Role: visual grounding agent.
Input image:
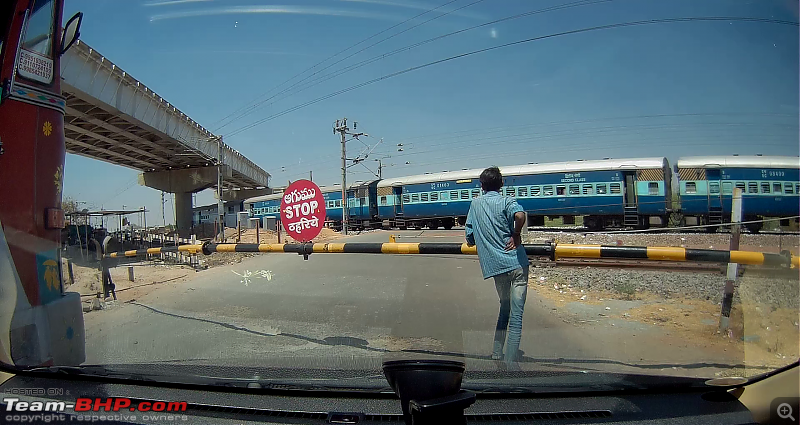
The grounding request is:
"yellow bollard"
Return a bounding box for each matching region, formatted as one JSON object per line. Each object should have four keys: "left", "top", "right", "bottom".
{"left": 389, "top": 234, "right": 396, "bottom": 243}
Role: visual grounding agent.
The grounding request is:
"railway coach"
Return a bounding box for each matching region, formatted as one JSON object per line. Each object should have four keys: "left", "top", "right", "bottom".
{"left": 677, "top": 156, "right": 800, "bottom": 233}
{"left": 246, "top": 181, "right": 379, "bottom": 231}
{"left": 375, "top": 158, "right": 672, "bottom": 230}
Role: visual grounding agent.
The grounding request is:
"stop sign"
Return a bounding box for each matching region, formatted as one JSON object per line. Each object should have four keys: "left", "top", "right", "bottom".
{"left": 280, "top": 179, "right": 326, "bottom": 242}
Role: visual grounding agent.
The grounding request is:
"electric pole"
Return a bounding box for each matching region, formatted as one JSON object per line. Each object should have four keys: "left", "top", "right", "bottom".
{"left": 333, "top": 118, "right": 372, "bottom": 235}
{"left": 334, "top": 119, "right": 349, "bottom": 235}
{"left": 216, "top": 136, "right": 225, "bottom": 242}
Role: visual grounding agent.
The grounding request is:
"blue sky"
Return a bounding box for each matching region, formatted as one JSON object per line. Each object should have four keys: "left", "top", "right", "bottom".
{"left": 62, "top": 0, "right": 799, "bottom": 228}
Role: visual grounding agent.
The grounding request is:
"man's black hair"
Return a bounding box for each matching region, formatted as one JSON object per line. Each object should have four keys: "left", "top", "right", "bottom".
{"left": 479, "top": 166, "right": 503, "bottom": 192}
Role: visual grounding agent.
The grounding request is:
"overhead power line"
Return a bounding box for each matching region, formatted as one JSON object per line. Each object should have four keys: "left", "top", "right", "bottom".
{"left": 270, "top": 119, "right": 797, "bottom": 176}
{"left": 220, "top": 0, "right": 611, "bottom": 129}
{"left": 212, "top": 0, "right": 473, "bottom": 131}
{"left": 225, "top": 16, "right": 799, "bottom": 138}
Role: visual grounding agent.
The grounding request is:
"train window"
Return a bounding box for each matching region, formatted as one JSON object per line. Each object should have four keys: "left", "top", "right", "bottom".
{"left": 450, "top": 191, "right": 458, "bottom": 200}
{"left": 722, "top": 182, "right": 733, "bottom": 194}
{"left": 748, "top": 182, "right": 758, "bottom": 193}
{"left": 568, "top": 185, "right": 580, "bottom": 195}
{"left": 596, "top": 184, "right": 607, "bottom": 194}
{"left": 556, "top": 186, "right": 566, "bottom": 196}
{"left": 430, "top": 192, "right": 439, "bottom": 201}
{"left": 610, "top": 183, "right": 621, "bottom": 194}
{"left": 796, "top": 183, "right": 799, "bottom": 194}
{"left": 461, "top": 190, "right": 469, "bottom": 200}
{"left": 649, "top": 182, "right": 660, "bottom": 195}
{"left": 506, "top": 187, "right": 516, "bottom": 197}
{"left": 412, "top": 194, "right": 420, "bottom": 202}
{"left": 735, "top": 182, "right": 745, "bottom": 192}
{"left": 518, "top": 187, "right": 528, "bottom": 197}
{"left": 761, "top": 183, "right": 770, "bottom": 194}
{"left": 472, "top": 189, "right": 480, "bottom": 198}
{"left": 543, "top": 186, "right": 554, "bottom": 196}
{"left": 531, "top": 186, "right": 540, "bottom": 196}
{"left": 380, "top": 196, "right": 387, "bottom": 205}
{"left": 708, "top": 182, "right": 719, "bottom": 195}
{"left": 774, "top": 183, "right": 782, "bottom": 193}
{"left": 784, "top": 183, "right": 793, "bottom": 194}
{"left": 582, "top": 185, "right": 592, "bottom": 195}
{"left": 685, "top": 182, "right": 697, "bottom": 194}
{"left": 421, "top": 193, "right": 429, "bottom": 202}
{"left": 403, "top": 194, "right": 410, "bottom": 204}
{"left": 336, "top": 200, "right": 342, "bottom": 208}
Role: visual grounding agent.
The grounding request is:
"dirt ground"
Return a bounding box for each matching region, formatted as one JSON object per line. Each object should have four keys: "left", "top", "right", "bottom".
{"left": 530, "top": 272, "right": 799, "bottom": 377}
{"left": 62, "top": 260, "right": 194, "bottom": 304}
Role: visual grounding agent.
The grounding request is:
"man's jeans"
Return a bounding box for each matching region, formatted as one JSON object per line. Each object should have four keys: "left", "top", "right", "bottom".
{"left": 491, "top": 267, "right": 529, "bottom": 367}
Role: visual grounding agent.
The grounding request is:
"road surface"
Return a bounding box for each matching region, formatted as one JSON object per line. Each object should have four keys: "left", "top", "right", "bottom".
{"left": 83, "top": 230, "right": 744, "bottom": 377}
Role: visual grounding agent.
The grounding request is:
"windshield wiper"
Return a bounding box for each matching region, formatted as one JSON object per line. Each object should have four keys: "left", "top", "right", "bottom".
{"left": 16, "top": 365, "right": 392, "bottom": 393}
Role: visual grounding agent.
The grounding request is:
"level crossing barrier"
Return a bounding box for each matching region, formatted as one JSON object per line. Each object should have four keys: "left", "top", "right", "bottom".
{"left": 104, "top": 242, "right": 799, "bottom": 267}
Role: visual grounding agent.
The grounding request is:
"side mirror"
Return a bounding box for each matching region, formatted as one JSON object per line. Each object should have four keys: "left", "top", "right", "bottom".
{"left": 60, "top": 12, "right": 83, "bottom": 56}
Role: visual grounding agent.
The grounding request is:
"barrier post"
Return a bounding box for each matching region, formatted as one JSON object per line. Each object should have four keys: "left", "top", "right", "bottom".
{"left": 67, "top": 259, "right": 74, "bottom": 285}
{"left": 720, "top": 188, "right": 743, "bottom": 332}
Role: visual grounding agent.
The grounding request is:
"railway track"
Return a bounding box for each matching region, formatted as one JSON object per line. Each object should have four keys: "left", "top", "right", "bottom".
{"left": 527, "top": 256, "right": 798, "bottom": 278}
{"left": 526, "top": 226, "right": 800, "bottom": 236}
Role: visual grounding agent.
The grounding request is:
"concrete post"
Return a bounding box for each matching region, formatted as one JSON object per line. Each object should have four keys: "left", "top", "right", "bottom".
{"left": 128, "top": 267, "right": 135, "bottom": 282}
{"left": 720, "top": 188, "right": 743, "bottom": 332}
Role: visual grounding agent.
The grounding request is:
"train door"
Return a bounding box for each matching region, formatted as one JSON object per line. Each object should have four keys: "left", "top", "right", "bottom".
{"left": 706, "top": 169, "right": 723, "bottom": 225}
{"left": 392, "top": 186, "right": 405, "bottom": 228}
{"left": 622, "top": 171, "right": 638, "bottom": 227}
{"left": 393, "top": 187, "right": 404, "bottom": 216}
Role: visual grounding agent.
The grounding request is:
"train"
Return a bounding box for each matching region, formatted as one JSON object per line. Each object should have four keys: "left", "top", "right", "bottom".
{"left": 244, "top": 155, "right": 800, "bottom": 233}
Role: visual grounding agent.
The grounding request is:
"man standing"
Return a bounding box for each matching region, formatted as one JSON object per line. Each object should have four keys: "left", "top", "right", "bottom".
{"left": 466, "top": 167, "right": 529, "bottom": 368}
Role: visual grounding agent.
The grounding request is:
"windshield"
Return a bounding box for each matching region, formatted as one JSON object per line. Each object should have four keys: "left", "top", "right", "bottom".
{"left": 1, "top": 0, "right": 798, "bottom": 393}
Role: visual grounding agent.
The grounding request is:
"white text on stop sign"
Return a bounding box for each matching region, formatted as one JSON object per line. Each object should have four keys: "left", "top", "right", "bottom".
{"left": 284, "top": 200, "right": 319, "bottom": 219}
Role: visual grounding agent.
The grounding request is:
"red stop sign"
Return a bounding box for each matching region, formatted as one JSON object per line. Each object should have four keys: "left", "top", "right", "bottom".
{"left": 280, "top": 179, "right": 327, "bottom": 242}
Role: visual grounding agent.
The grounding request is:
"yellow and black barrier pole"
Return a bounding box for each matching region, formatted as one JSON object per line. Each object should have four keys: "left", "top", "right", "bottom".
{"left": 105, "top": 242, "right": 800, "bottom": 268}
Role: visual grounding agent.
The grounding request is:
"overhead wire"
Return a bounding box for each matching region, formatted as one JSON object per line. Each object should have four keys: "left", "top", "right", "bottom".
{"left": 220, "top": 0, "right": 611, "bottom": 130}
{"left": 265, "top": 113, "right": 797, "bottom": 175}
{"left": 211, "top": 0, "right": 473, "bottom": 131}
{"left": 268, "top": 120, "right": 796, "bottom": 176}
{"left": 225, "top": 16, "right": 799, "bottom": 138}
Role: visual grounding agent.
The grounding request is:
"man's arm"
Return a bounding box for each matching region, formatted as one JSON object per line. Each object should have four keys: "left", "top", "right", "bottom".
{"left": 504, "top": 200, "right": 526, "bottom": 251}
{"left": 465, "top": 203, "right": 476, "bottom": 246}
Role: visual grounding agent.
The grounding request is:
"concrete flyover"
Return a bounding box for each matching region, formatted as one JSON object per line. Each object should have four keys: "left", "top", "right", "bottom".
{"left": 60, "top": 40, "right": 271, "bottom": 235}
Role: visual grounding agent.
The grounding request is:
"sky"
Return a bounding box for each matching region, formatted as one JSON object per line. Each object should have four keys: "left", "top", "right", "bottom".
{"left": 61, "top": 0, "right": 799, "bottom": 228}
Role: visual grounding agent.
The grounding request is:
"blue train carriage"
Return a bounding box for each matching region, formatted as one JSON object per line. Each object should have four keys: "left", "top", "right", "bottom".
{"left": 320, "top": 181, "right": 380, "bottom": 230}
{"left": 676, "top": 156, "right": 800, "bottom": 232}
{"left": 376, "top": 170, "right": 482, "bottom": 230}
{"left": 499, "top": 158, "right": 672, "bottom": 230}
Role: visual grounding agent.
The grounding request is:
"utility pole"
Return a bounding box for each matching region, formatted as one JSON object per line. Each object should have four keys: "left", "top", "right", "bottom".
{"left": 161, "top": 191, "right": 166, "bottom": 228}
{"left": 377, "top": 159, "right": 382, "bottom": 179}
{"left": 217, "top": 136, "right": 225, "bottom": 242}
{"left": 335, "top": 118, "right": 350, "bottom": 235}
{"left": 333, "top": 118, "right": 371, "bottom": 235}
{"left": 309, "top": 170, "right": 313, "bottom": 182}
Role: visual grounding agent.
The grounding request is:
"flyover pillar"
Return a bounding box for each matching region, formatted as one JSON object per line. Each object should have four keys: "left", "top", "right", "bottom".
{"left": 139, "top": 166, "right": 232, "bottom": 237}
{"left": 174, "top": 192, "right": 194, "bottom": 237}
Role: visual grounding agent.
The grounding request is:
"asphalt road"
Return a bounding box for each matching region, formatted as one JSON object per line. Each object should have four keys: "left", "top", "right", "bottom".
{"left": 83, "top": 229, "right": 744, "bottom": 377}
